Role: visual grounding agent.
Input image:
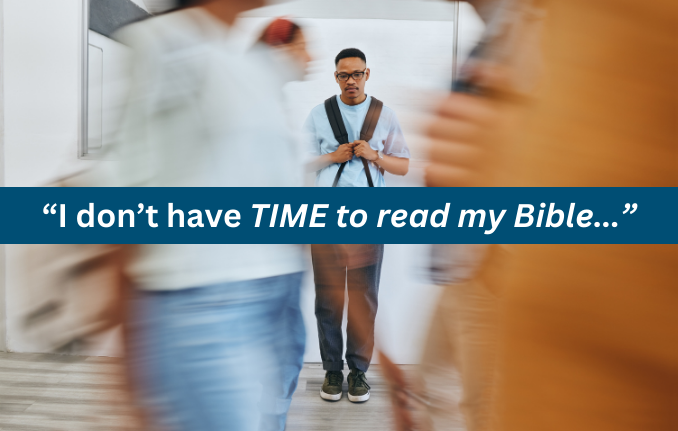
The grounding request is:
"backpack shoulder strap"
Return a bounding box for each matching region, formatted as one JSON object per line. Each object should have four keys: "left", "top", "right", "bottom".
{"left": 356, "top": 97, "right": 384, "bottom": 187}
{"left": 324, "top": 96, "right": 384, "bottom": 187}
{"left": 325, "top": 96, "right": 352, "bottom": 187}
{"left": 324, "top": 96, "right": 349, "bottom": 145}
{"left": 360, "top": 97, "right": 384, "bottom": 143}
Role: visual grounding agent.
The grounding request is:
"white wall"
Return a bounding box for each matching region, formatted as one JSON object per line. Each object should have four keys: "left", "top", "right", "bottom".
{"left": 2, "top": 1, "right": 483, "bottom": 363}
{"left": 0, "top": 0, "right": 6, "bottom": 352}
{"left": 85, "top": 30, "right": 133, "bottom": 158}
{"left": 128, "top": 0, "right": 149, "bottom": 10}
{"left": 2, "top": 0, "right": 141, "bottom": 353}
{"left": 233, "top": 13, "right": 484, "bottom": 363}
{"left": 4, "top": 0, "right": 94, "bottom": 187}
{"left": 235, "top": 9, "right": 484, "bottom": 164}
{"left": 3, "top": 0, "right": 97, "bottom": 352}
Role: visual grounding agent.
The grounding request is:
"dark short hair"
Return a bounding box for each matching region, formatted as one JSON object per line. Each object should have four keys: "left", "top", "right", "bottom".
{"left": 335, "top": 48, "right": 366, "bottom": 66}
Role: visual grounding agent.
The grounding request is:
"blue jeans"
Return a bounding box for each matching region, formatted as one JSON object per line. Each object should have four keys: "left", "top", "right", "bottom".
{"left": 311, "top": 244, "right": 383, "bottom": 372}
{"left": 128, "top": 272, "right": 305, "bottom": 431}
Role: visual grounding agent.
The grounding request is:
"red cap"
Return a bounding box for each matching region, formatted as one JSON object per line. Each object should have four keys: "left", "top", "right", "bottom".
{"left": 262, "top": 18, "right": 296, "bottom": 46}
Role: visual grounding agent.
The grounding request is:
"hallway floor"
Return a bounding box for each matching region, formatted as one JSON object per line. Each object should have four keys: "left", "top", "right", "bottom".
{"left": 0, "top": 352, "right": 420, "bottom": 431}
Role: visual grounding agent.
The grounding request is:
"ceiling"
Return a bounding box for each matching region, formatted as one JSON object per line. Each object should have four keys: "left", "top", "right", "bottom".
{"left": 242, "top": 0, "right": 459, "bottom": 21}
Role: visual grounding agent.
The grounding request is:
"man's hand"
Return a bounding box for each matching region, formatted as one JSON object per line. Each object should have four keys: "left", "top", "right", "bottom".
{"left": 331, "top": 145, "right": 355, "bottom": 163}
{"left": 352, "top": 140, "right": 378, "bottom": 161}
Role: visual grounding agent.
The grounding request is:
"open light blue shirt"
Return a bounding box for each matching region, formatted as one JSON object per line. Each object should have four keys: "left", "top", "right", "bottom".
{"left": 304, "top": 95, "right": 410, "bottom": 187}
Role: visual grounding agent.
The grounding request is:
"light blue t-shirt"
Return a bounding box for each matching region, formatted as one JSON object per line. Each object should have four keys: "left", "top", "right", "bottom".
{"left": 304, "top": 95, "right": 410, "bottom": 187}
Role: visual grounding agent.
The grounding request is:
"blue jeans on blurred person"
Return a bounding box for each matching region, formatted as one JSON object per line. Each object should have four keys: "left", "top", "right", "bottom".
{"left": 260, "top": 273, "right": 306, "bottom": 431}
{"left": 129, "top": 273, "right": 305, "bottom": 431}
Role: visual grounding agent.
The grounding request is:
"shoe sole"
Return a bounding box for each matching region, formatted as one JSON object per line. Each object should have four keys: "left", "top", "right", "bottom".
{"left": 320, "top": 390, "right": 342, "bottom": 401}
{"left": 348, "top": 391, "right": 370, "bottom": 403}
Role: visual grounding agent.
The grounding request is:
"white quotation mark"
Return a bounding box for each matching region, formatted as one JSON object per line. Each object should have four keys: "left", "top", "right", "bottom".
{"left": 594, "top": 203, "right": 638, "bottom": 228}
{"left": 43, "top": 203, "right": 66, "bottom": 227}
{"left": 595, "top": 203, "right": 638, "bottom": 228}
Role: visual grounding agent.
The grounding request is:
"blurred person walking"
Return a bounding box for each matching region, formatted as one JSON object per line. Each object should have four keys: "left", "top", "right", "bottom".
{"left": 115, "top": 1, "right": 306, "bottom": 430}
{"left": 304, "top": 48, "right": 410, "bottom": 403}
{"left": 422, "top": 2, "right": 677, "bottom": 431}
{"left": 402, "top": 2, "right": 546, "bottom": 430}
{"left": 252, "top": 17, "right": 312, "bottom": 431}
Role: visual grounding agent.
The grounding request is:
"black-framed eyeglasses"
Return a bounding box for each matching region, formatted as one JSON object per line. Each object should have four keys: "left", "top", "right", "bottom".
{"left": 335, "top": 69, "right": 367, "bottom": 82}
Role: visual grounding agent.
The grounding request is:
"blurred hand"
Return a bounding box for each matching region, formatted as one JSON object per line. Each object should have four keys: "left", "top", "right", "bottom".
{"left": 425, "top": 93, "right": 505, "bottom": 187}
{"left": 331, "top": 145, "right": 355, "bottom": 163}
{"left": 378, "top": 350, "right": 417, "bottom": 431}
{"left": 352, "top": 140, "right": 378, "bottom": 161}
{"left": 425, "top": 64, "right": 517, "bottom": 187}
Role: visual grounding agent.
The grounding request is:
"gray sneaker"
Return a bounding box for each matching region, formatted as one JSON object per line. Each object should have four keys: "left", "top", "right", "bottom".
{"left": 347, "top": 369, "right": 371, "bottom": 403}
{"left": 320, "top": 371, "right": 344, "bottom": 401}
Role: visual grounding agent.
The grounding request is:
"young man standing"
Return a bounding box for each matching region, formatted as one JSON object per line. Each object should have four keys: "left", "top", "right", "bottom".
{"left": 304, "top": 48, "right": 410, "bottom": 402}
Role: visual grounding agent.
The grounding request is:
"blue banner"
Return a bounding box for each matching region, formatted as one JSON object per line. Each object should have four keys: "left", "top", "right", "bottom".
{"left": 2, "top": 187, "right": 674, "bottom": 244}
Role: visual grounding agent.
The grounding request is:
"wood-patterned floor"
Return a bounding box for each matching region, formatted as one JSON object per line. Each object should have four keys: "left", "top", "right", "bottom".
{"left": 0, "top": 353, "right": 452, "bottom": 431}
{"left": 0, "top": 352, "right": 137, "bottom": 431}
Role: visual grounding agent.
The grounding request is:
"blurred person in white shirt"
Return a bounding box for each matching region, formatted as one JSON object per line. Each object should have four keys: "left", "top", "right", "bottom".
{"left": 248, "top": 17, "right": 312, "bottom": 431}
{"left": 115, "top": 1, "right": 305, "bottom": 430}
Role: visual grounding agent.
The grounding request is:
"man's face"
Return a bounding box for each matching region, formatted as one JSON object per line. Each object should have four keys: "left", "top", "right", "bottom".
{"left": 335, "top": 57, "right": 370, "bottom": 101}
